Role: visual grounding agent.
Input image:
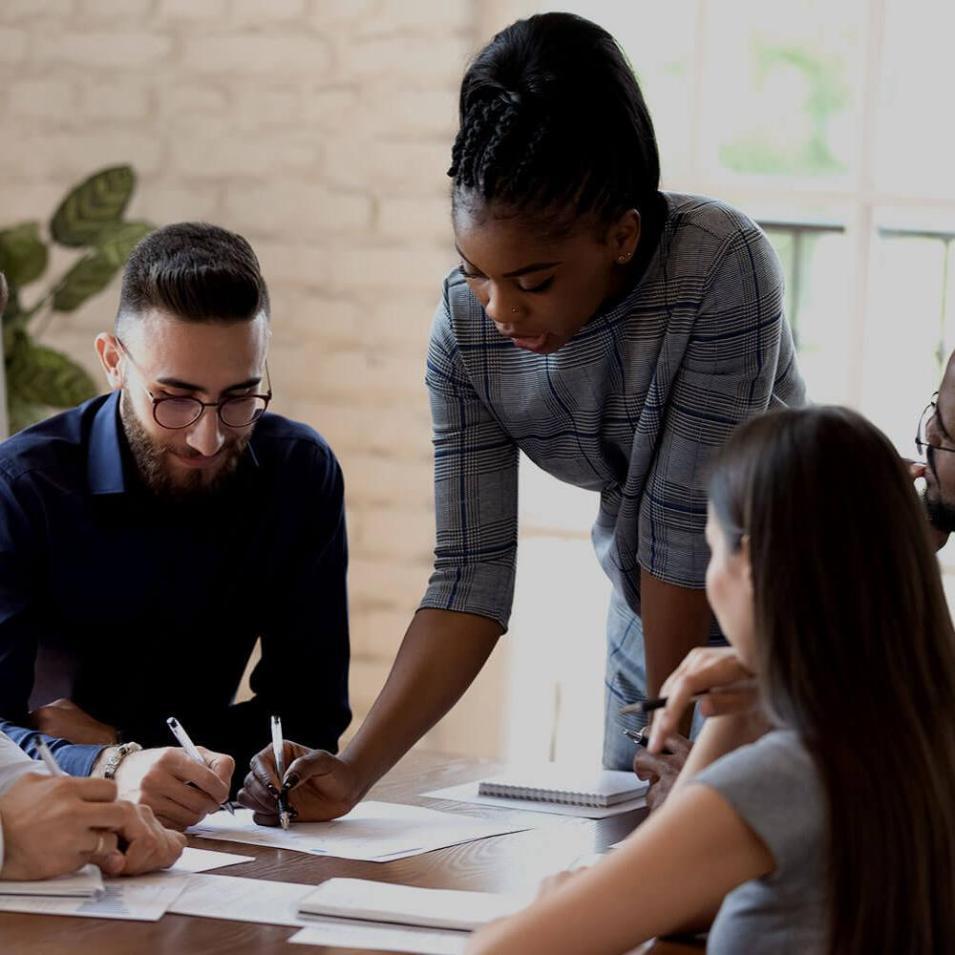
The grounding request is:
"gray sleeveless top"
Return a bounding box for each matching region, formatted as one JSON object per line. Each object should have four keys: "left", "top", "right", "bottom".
{"left": 695, "top": 730, "right": 828, "bottom": 954}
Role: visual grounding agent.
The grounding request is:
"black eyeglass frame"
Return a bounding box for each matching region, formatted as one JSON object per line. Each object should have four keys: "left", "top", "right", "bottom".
{"left": 916, "top": 392, "right": 955, "bottom": 458}
{"left": 115, "top": 336, "right": 272, "bottom": 431}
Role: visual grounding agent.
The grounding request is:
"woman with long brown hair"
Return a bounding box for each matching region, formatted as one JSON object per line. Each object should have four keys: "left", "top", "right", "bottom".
{"left": 467, "top": 406, "right": 955, "bottom": 954}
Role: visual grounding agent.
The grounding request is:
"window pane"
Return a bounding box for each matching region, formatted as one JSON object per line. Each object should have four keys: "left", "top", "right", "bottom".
{"left": 700, "top": 0, "right": 864, "bottom": 182}
{"left": 546, "top": 0, "right": 698, "bottom": 181}
{"left": 862, "top": 234, "right": 946, "bottom": 454}
{"left": 796, "top": 231, "right": 854, "bottom": 404}
{"left": 763, "top": 225, "right": 852, "bottom": 404}
{"left": 876, "top": 1, "right": 955, "bottom": 198}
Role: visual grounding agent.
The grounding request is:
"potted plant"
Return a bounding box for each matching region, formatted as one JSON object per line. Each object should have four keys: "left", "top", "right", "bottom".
{"left": 0, "top": 165, "right": 153, "bottom": 434}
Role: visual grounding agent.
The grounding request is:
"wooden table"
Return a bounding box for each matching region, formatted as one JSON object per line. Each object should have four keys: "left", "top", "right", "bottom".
{"left": 2, "top": 751, "right": 705, "bottom": 954}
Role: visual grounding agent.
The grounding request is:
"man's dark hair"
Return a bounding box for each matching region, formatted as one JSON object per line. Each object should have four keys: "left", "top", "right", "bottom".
{"left": 447, "top": 12, "right": 661, "bottom": 231}
{"left": 117, "top": 222, "right": 269, "bottom": 326}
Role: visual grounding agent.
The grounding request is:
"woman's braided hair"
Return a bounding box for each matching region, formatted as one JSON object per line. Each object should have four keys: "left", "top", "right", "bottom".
{"left": 448, "top": 13, "right": 661, "bottom": 231}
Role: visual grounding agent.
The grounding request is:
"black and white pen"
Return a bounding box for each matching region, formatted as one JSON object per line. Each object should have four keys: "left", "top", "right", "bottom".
{"left": 271, "top": 714, "right": 292, "bottom": 831}
{"left": 36, "top": 739, "right": 67, "bottom": 776}
{"left": 619, "top": 679, "right": 758, "bottom": 715}
{"left": 166, "top": 716, "right": 234, "bottom": 815}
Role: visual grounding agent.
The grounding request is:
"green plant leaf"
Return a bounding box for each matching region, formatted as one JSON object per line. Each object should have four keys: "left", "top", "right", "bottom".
{"left": 0, "top": 223, "right": 48, "bottom": 287}
{"left": 49, "top": 166, "right": 136, "bottom": 247}
{"left": 97, "top": 220, "right": 153, "bottom": 266}
{"left": 51, "top": 220, "right": 152, "bottom": 312}
{"left": 2, "top": 286, "right": 23, "bottom": 328}
{"left": 6, "top": 330, "right": 97, "bottom": 409}
{"left": 51, "top": 254, "right": 116, "bottom": 312}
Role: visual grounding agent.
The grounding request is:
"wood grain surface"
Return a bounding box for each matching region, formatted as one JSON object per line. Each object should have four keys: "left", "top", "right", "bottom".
{"left": 1, "top": 751, "right": 705, "bottom": 954}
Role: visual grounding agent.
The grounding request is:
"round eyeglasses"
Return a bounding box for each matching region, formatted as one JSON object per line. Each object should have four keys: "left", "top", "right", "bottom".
{"left": 116, "top": 337, "right": 272, "bottom": 430}
{"left": 149, "top": 392, "right": 271, "bottom": 430}
{"left": 916, "top": 392, "right": 955, "bottom": 459}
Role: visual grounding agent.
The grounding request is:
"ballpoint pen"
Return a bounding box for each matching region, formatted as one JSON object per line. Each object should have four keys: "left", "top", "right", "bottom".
{"left": 166, "top": 716, "right": 235, "bottom": 815}
{"left": 271, "top": 714, "right": 292, "bottom": 831}
{"left": 36, "top": 739, "right": 67, "bottom": 776}
{"left": 619, "top": 678, "right": 758, "bottom": 715}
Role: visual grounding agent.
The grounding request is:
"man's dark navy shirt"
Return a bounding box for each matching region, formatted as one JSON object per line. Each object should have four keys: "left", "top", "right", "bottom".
{"left": 0, "top": 392, "right": 351, "bottom": 781}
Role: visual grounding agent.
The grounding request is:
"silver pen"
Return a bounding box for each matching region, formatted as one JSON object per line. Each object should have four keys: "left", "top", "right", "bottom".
{"left": 166, "top": 716, "right": 235, "bottom": 815}
{"left": 36, "top": 739, "right": 67, "bottom": 776}
{"left": 271, "top": 714, "right": 292, "bottom": 830}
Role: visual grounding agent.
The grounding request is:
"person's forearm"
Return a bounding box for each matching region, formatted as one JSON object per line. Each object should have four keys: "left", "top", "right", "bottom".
{"left": 342, "top": 608, "right": 502, "bottom": 795}
{"left": 671, "top": 712, "right": 769, "bottom": 798}
{"left": 640, "top": 569, "right": 713, "bottom": 699}
{"left": 0, "top": 721, "right": 104, "bottom": 776}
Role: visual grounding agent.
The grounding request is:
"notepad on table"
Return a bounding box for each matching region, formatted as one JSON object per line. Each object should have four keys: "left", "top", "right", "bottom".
{"left": 477, "top": 766, "right": 647, "bottom": 808}
{"left": 297, "top": 878, "right": 525, "bottom": 932}
{"left": 0, "top": 864, "right": 103, "bottom": 898}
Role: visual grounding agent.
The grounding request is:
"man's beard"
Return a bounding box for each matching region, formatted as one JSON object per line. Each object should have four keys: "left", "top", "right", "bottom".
{"left": 120, "top": 390, "right": 249, "bottom": 499}
{"left": 923, "top": 447, "right": 955, "bottom": 534}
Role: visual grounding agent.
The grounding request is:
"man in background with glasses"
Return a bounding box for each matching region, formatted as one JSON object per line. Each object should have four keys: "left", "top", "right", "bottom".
{"left": 915, "top": 363, "right": 955, "bottom": 551}
{"left": 0, "top": 223, "right": 351, "bottom": 830}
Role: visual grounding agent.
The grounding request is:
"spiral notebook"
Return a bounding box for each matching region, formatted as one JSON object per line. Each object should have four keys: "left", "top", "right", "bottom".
{"left": 477, "top": 766, "right": 647, "bottom": 808}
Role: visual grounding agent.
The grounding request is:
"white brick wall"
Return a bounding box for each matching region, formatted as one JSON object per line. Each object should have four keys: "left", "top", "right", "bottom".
{"left": 0, "top": 0, "right": 533, "bottom": 759}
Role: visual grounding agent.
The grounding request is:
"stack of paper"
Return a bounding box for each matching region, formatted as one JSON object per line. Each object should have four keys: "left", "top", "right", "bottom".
{"left": 0, "top": 864, "right": 103, "bottom": 898}
{"left": 287, "top": 878, "right": 532, "bottom": 955}
{"left": 290, "top": 922, "right": 468, "bottom": 954}
{"left": 297, "top": 877, "right": 525, "bottom": 931}
{"left": 0, "top": 848, "right": 250, "bottom": 921}
{"left": 0, "top": 870, "right": 192, "bottom": 921}
{"left": 190, "top": 801, "right": 530, "bottom": 862}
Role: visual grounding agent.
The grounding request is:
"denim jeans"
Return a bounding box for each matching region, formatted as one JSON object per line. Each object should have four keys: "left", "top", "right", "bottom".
{"left": 602, "top": 588, "right": 708, "bottom": 770}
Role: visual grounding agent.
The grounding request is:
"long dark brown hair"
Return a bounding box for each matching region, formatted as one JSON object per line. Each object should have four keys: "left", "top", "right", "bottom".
{"left": 708, "top": 406, "right": 955, "bottom": 954}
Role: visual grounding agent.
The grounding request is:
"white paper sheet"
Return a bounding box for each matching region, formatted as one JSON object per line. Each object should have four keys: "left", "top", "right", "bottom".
{"left": 0, "top": 864, "right": 103, "bottom": 898}
{"left": 167, "top": 872, "right": 315, "bottom": 927}
{"left": 290, "top": 922, "right": 468, "bottom": 954}
{"left": 169, "top": 847, "right": 255, "bottom": 873}
{"left": 0, "top": 870, "right": 191, "bottom": 921}
{"left": 189, "top": 802, "right": 529, "bottom": 862}
{"left": 297, "top": 877, "right": 526, "bottom": 931}
{"left": 423, "top": 781, "right": 647, "bottom": 818}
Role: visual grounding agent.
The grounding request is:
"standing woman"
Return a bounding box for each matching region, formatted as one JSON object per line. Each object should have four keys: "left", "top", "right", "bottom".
{"left": 467, "top": 407, "right": 955, "bottom": 955}
{"left": 430, "top": 9, "right": 804, "bottom": 779}
{"left": 238, "top": 12, "right": 803, "bottom": 821}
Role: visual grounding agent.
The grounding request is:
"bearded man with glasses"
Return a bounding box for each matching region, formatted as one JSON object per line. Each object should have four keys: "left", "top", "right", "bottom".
{"left": 0, "top": 223, "right": 350, "bottom": 831}
{"left": 915, "top": 373, "right": 955, "bottom": 551}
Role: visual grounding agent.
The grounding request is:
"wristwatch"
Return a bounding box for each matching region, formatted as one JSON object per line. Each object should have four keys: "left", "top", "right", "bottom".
{"left": 101, "top": 742, "right": 142, "bottom": 780}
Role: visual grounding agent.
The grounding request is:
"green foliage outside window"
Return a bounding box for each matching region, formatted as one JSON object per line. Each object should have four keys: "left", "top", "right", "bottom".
{"left": 721, "top": 41, "right": 849, "bottom": 177}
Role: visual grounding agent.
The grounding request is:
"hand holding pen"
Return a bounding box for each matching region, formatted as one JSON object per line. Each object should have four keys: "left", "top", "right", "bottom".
{"left": 623, "top": 647, "right": 758, "bottom": 753}
{"left": 166, "top": 717, "right": 235, "bottom": 815}
{"left": 31, "top": 740, "right": 187, "bottom": 877}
